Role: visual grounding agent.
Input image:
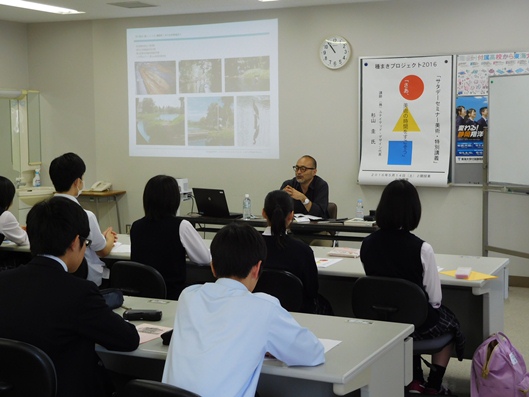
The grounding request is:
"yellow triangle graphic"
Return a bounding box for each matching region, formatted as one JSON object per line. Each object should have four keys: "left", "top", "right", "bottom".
{"left": 393, "top": 106, "right": 420, "bottom": 132}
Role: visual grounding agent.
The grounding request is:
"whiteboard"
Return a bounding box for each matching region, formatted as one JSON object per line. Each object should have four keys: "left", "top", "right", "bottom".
{"left": 488, "top": 74, "right": 529, "bottom": 186}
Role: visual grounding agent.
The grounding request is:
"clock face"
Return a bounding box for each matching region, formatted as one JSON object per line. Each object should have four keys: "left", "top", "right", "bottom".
{"left": 320, "top": 35, "right": 351, "bottom": 69}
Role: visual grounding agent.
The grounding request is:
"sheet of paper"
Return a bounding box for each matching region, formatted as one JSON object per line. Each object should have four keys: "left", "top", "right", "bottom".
{"left": 136, "top": 323, "right": 173, "bottom": 344}
{"left": 315, "top": 257, "right": 342, "bottom": 268}
{"left": 320, "top": 338, "right": 341, "bottom": 353}
{"left": 111, "top": 243, "right": 131, "bottom": 253}
{"left": 440, "top": 270, "right": 497, "bottom": 281}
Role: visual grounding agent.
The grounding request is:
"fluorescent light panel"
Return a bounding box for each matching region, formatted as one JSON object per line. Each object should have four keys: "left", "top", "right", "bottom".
{"left": 0, "top": 0, "right": 84, "bottom": 14}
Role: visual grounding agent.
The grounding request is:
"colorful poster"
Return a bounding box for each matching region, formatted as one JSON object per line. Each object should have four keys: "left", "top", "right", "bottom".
{"left": 359, "top": 55, "right": 453, "bottom": 187}
{"left": 454, "top": 96, "right": 488, "bottom": 163}
{"left": 457, "top": 52, "right": 529, "bottom": 96}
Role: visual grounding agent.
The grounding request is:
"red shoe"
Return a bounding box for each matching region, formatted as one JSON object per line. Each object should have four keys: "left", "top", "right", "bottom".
{"left": 424, "top": 385, "right": 453, "bottom": 395}
{"left": 406, "top": 379, "right": 425, "bottom": 394}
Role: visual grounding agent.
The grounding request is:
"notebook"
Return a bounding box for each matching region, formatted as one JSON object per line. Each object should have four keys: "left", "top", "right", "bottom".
{"left": 192, "top": 188, "right": 242, "bottom": 219}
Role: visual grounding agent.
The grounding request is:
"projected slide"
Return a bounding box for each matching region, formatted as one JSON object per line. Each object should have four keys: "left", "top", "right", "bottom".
{"left": 127, "top": 19, "right": 278, "bottom": 158}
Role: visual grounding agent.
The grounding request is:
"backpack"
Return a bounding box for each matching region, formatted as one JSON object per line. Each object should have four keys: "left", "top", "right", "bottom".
{"left": 471, "top": 332, "right": 529, "bottom": 396}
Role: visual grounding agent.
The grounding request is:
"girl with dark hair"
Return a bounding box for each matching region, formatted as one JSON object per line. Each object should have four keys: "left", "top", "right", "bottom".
{"left": 360, "top": 179, "right": 464, "bottom": 395}
{"left": 0, "top": 176, "right": 28, "bottom": 245}
{"left": 261, "top": 190, "right": 332, "bottom": 314}
{"left": 130, "top": 175, "right": 211, "bottom": 299}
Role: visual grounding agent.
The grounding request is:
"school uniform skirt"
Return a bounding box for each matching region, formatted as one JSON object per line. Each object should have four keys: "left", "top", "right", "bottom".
{"left": 412, "top": 304, "right": 466, "bottom": 361}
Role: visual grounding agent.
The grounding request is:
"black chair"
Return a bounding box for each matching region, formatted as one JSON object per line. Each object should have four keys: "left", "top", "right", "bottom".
{"left": 124, "top": 379, "right": 201, "bottom": 397}
{"left": 327, "top": 202, "right": 339, "bottom": 247}
{"left": 110, "top": 260, "right": 167, "bottom": 299}
{"left": 0, "top": 337, "right": 57, "bottom": 397}
{"left": 254, "top": 269, "right": 304, "bottom": 312}
{"left": 351, "top": 276, "right": 454, "bottom": 356}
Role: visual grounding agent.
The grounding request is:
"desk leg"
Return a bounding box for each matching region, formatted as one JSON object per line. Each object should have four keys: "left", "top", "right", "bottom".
{"left": 332, "top": 339, "right": 407, "bottom": 397}
{"left": 113, "top": 195, "right": 122, "bottom": 233}
{"left": 482, "top": 268, "right": 506, "bottom": 338}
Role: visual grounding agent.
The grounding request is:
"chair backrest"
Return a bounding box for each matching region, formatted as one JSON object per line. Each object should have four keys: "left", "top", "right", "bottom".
{"left": 0, "top": 233, "right": 5, "bottom": 245}
{"left": 254, "top": 269, "right": 304, "bottom": 312}
{"left": 110, "top": 260, "right": 167, "bottom": 299}
{"left": 124, "top": 379, "right": 201, "bottom": 397}
{"left": 327, "top": 202, "right": 338, "bottom": 219}
{"left": 351, "top": 276, "right": 429, "bottom": 327}
{"left": 0, "top": 338, "right": 57, "bottom": 397}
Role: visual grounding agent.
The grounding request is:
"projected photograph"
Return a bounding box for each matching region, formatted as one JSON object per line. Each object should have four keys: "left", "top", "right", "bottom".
{"left": 136, "top": 96, "right": 185, "bottom": 145}
{"left": 179, "top": 59, "right": 222, "bottom": 93}
{"left": 187, "top": 96, "right": 234, "bottom": 146}
{"left": 135, "top": 61, "right": 177, "bottom": 95}
{"left": 236, "top": 96, "right": 270, "bottom": 146}
{"left": 225, "top": 56, "right": 270, "bottom": 92}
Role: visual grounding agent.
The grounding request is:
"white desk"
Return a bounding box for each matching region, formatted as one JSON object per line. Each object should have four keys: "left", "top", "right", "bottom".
{"left": 2, "top": 234, "right": 508, "bottom": 358}
{"left": 97, "top": 296, "right": 413, "bottom": 397}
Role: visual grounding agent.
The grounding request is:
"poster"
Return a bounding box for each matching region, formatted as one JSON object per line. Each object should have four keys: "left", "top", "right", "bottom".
{"left": 455, "top": 52, "right": 529, "bottom": 164}
{"left": 359, "top": 55, "right": 453, "bottom": 187}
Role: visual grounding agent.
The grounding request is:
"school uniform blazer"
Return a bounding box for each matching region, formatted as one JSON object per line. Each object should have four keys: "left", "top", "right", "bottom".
{"left": 0, "top": 256, "right": 140, "bottom": 397}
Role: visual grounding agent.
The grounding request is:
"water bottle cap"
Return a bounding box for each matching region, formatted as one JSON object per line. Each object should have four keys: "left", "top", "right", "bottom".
{"left": 245, "top": 194, "right": 249, "bottom": 198}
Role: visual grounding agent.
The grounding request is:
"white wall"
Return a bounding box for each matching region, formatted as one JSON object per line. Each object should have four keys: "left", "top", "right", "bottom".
{"left": 3, "top": 0, "right": 529, "bottom": 275}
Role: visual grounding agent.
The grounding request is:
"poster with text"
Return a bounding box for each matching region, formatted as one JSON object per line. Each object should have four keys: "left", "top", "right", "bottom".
{"left": 359, "top": 55, "right": 453, "bottom": 187}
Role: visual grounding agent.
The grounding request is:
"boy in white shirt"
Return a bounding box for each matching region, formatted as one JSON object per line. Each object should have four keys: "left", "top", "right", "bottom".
{"left": 162, "top": 222, "right": 325, "bottom": 397}
{"left": 49, "top": 152, "right": 116, "bottom": 286}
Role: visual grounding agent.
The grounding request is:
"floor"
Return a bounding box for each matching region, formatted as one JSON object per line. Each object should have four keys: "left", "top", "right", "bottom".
{"left": 432, "top": 286, "right": 529, "bottom": 397}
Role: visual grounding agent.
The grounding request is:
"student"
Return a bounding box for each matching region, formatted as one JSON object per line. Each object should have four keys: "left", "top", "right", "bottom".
{"left": 261, "top": 189, "right": 333, "bottom": 314}
{"left": 0, "top": 175, "right": 28, "bottom": 245}
{"left": 162, "top": 222, "right": 325, "bottom": 397}
{"left": 130, "top": 175, "right": 211, "bottom": 299}
{"left": 0, "top": 196, "right": 139, "bottom": 397}
{"left": 360, "top": 179, "right": 465, "bottom": 396}
{"left": 49, "top": 152, "right": 116, "bottom": 286}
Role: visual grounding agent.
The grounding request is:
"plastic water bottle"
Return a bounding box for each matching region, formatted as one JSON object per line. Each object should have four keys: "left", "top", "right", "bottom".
{"left": 33, "top": 168, "right": 41, "bottom": 187}
{"left": 243, "top": 194, "right": 252, "bottom": 220}
{"left": 355, "top": 199, "right": 364, "bottom": 220}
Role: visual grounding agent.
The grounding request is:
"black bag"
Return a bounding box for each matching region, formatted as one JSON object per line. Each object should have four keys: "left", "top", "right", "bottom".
{"left": 100, "top": 288, "right": 124, "bottom": 309}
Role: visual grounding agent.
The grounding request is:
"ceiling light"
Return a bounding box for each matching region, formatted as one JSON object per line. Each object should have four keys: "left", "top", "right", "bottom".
{"left": 0, "top": 0, "right": 84, "bottom": 14}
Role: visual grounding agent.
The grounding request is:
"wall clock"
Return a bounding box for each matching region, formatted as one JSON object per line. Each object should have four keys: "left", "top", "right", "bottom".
{"left": 319, "top": 35, "right": 351, "bottom": 69}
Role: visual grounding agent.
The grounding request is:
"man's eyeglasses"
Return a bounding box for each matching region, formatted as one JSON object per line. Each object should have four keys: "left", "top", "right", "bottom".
{"left": 293, "top": 166, "right": 315, "bottom": 173}
{"left": 80, "top": 236, "right": 92, "bottom": 248}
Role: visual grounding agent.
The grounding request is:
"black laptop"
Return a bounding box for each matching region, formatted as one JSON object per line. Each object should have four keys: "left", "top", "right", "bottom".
{"left": 192, "top": 188, "right": 242, "bottom": 219}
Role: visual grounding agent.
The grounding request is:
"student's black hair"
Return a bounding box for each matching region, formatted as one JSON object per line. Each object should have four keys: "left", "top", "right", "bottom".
{"left": 480, "top": 106, "right": 488, "bottom": 115}
{"left": 143, "top": 175, "right": 181, "bottom": 221}
{"left": 300, "top": 154, "right": 317, "bottom": 169}
{"left": 375, "top": 179, "right": 421, "bottom": 231}
{"left": 263, "top": 190, "right": 294, "bottom": 248}
{"left": 0, "top": 176, "right": 16, "bottom": 210}
{"left": 27, "top": 196, "right": 89, "bottom": 257}
{"left": 211, "top": 223, "right": 267, "bottom": 279}
{"left": 49, "top": 152, "right": 86, "bottom": 192}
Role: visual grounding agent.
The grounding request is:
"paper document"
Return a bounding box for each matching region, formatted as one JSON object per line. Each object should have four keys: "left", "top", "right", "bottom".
{"left": 294, "top": 213, "right": 322, "bottom": 222}
{"left": 111, "top": 243, "right": 131, "bottom": 253}
{"left": 315, "top": 257, "right": 342, "bottom": 268}
{"left": 136, "top": 323, "right": 173, "bottom": 344}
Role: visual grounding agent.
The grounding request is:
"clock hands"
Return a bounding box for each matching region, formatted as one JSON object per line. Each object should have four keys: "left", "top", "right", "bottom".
{"left": 327, "top": 42, "right": 336, "bottom": 53}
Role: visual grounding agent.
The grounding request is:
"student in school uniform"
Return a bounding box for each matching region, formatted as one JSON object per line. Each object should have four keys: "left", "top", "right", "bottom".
{"left": 261, "top": 189, "right": 333, "bottom": 314}
{"left": 0, "top": 197, "right": 139, "bottom": 397}
{"left": 360, "top": 179, "right": 465, "bottom": 396}
{"left": 162, "top": 222, "right": 325, "bottom": 397}
{"left": 49, "top": 152, "right": 116, "bottom": 286}
{"left": 0, "top": 175, "right": 28, "bottom": 246}
{"left": 130, "top": 175, "right": 211, "bottom": 300}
